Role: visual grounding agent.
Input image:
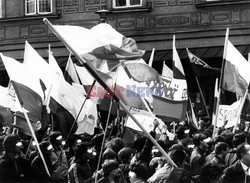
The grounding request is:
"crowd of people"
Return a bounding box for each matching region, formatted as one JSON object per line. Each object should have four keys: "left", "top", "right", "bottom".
{"left": 0, "top": 112, "right": 250, "bottom": 183}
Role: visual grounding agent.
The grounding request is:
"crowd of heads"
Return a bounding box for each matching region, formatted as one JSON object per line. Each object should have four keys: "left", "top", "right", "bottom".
{"left": 0, "top": 110, "right": 250, "bottom": 183}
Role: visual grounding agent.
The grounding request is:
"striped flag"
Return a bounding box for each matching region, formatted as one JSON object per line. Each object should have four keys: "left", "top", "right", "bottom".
{"left": 222, "top": 40, "right": 250, "bottom": 97}
{"left": 1, "top": 53, "right": 45, "bottom": 136}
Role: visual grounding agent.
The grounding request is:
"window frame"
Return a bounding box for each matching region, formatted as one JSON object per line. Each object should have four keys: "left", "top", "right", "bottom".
{"left": 25, "top": 0, "right": 52, "bottom": 16}
{"left": 112, "top": 0, "right": 143, "bottom": 9}
{"left": 37, "top": 0, "right": 52, "bottom": 14}
{"left": 25, "top": 0, "right": 36, "bottom": 16}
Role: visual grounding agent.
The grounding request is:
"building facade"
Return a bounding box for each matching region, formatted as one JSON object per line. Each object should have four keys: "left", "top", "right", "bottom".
{"left": 0, "top": 0, "right": 250, "bottom": 113}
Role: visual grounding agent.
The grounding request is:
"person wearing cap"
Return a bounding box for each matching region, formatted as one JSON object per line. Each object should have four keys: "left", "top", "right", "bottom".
{"left": 49, "top": 131, "right": 68, "bottom": 182}
{"left": 0, "top": 134, "right": 32, "bottom": 182}
{"left": 221, "top": 144, "right": 250, "bottom": 183}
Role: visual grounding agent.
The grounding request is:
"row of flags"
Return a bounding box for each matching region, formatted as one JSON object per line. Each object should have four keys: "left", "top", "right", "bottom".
{"left": 0, "top": 21, "right": 249, "bottom": 140}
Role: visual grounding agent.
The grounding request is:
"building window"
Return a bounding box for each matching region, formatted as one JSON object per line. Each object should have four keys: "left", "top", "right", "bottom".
{"left": 25, "top": 0, "right": 52, "bottom": 16}
{"left": 113, "top": 0, "right": 142, "bottom": 8}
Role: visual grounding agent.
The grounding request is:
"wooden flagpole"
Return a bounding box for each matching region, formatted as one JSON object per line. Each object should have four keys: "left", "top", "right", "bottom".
{"left": 12, "top": 82, "right": 51, "bottom": 177}
{"left": 212, "top": 28, "right": 229, "bottom": 138}
{"left": 43, "top": 18, "right": 177, "bottom": 168}
{"left": 232, "top": 87, "right": 249, "bottom": 133}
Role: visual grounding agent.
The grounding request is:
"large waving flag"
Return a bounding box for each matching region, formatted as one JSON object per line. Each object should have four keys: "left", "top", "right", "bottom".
{"left": 187, "top": 48, "right": 220, "bottom": 77}
{"left": 51, "top": 23, "right": 145, "bottom": 71}
{"left": 222, "top": 40, "right": 250, "bottom": 97}
{"left": 122, "top": 59, "right": 187, "bottom": 122}
{"left": 1, "top": 53, "right": 45, "bottom": 136}
{"left": 23, "top": 41, "right": 96, "bottom": 136}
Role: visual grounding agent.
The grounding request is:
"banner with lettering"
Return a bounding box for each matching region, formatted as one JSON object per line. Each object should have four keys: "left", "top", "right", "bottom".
{"left": 216, "top": 100, "right": 241, "bottom": 128}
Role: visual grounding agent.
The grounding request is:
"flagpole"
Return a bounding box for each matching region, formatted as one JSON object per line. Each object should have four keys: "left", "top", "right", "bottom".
{"left": 12, "top": 82, "right": 51, "bottom": 177}
{"left": 194, "top": 76, "right": 210, "bottom": 117}
{"left": 212, "top": 78, "right": 219, "bottom": 129}
{"left": 188, "top": 97, "right": 199, "bottom": 130}
{"left": 232, "top": 87, "right": 249, "bottom": 133}
{"left": 43, "top": 18, "right": 177, "bottom": 168}
{"left": 212, "top": 28, "right": 229, "bottom": 138}
{"left": 148, "top": 48, "right": 155, "bottom": 67}
{"left": 95, "top": 97, "right": 114, "bottom": 183}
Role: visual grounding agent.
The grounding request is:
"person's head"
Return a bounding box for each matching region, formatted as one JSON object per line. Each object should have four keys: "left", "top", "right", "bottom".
{"left": 176, "top": 126, "right": 186, "bottom": 140}
{"left": 49, "top": 131, "right": 63, "bottom": 148}
{"left": 193, "top": 133, "right": 208, "bottom": 151}
{"left": 169, "top": 148, "right": 186, "bottom": 167}
{"left": 237, "top": 144, "right": 250, "bottom": 166}
{"left": 103, "top": 148, "right": 117, "bottom": 161}
{"left": 214, "top": 142, "right": 229, "bottom": 159}
{"left": 213, "top": 135, "right": 226, "bottom": 145}
{"left": 74, "top": 142, "right": 90, "bottom": 160}
{"left": 39, "top": 140, "right": 54, "bottom": 156}
{"left": 2, "top": 134, "right": 22, "bottom": 155}
{"left": 102, "top": 159, "right": 121, "bottom": 181}
{"left": 129, "top": 161, "right": 149, "bottom": 182}
{"left": 233, "top": 132, "right": 247, "bottom": 148}
{"left": 67, "top": 134, "right": 81, "bottom": 151}
{"left": 133, "top": 136, "right": 147, "bottom": 152}
{"left": 200, "top": 163, "right": 222, "bottom": 183}
{"left": 118, "top": 147, "right": 133, "bottom": 163}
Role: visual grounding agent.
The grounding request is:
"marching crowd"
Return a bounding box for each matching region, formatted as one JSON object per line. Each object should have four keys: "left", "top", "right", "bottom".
{"left": 1, "top": 112, "right": 250, "bottom": 183}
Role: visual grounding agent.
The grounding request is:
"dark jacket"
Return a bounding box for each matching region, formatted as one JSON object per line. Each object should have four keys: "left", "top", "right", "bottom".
{"left": 31, "top": 155, "right": 53, "bottom": 183}
{"left": 190, "top": 148, "right": 206, "bottom": 176}
{"left": 221, "top": 161, "right": 250, "bottom": 183}
{"left": 155, "top": 168, "right": 191, "bottom": 183}
{"left": 0, "top": 153, "right": 32, "bottom": 182}
{"left": 68, "top": 158, "right": 93, "bottom": 183}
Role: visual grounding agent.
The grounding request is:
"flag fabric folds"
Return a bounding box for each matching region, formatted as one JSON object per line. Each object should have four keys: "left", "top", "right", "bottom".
{"left": 23, "top": 41, "right": 97, "bottom": 136}
{"left": 187, "top": 48, "right": 220, "bottom": 77}
{"left": 48, "top": 51, "right": 64, "bottom": 78}
{"left": 64, "top": 54, "right": 81, "bottom": 84}
{"left": 222, "top": 40, "right": 250, "bottom": 97}
{"left": 124, "top": 63, "right": 161, "bottom": 82}
{"left": 0, "top": 85, "right": 15, "bottom": 109}
{"left": 173, "top": 40, "right": 185, "bottom": 80}
{"left": 162, "top": 61, "right": 173, "bottom": 79}
{"left": 1, "top": 53, "right": 45, "bottom": 136}
{"left": 114, "top": 65, "right": 152, "bottom": 110}
{"left": 52, "top": 23, "right": 145, "bottom": 71}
